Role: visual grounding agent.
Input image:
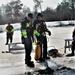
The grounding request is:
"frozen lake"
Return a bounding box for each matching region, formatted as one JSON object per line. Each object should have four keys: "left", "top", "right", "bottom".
{"left": 0, "top": 21, "right": 75, "bottom": 75}
{"left": 0, "top": 22, "right": 74, "bottom": 53}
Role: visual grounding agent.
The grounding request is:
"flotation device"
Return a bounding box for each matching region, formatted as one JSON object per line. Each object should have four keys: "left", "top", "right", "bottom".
{"left": 34, "top": 41, "right": 41, "bottom": 60}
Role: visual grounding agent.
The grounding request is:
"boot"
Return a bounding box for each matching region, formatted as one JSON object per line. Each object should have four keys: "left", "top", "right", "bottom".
{"left": 5, "top": 43, "right": 8, "bottom": 45}
{"left": 66, "top": 53, "right": 74, "bottom": 57}
{"left": 26, "top": 61, "right": 34, "bottom": 67}
{"left": 25, "top": 60, "right": 33, "bottom": 64}
{"left": 21, "top": 36, "right": 24, "bottom": 44}
{"left": 44, "top": 57, "right": 50, "bottom": 59}
{"left": 39, "top": 58, "right": 45, "bottom": 62}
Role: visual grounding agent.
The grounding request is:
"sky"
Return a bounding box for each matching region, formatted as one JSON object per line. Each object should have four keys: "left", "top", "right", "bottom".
{"left": 0, "top": 0, "right": 63, "bottom": 11}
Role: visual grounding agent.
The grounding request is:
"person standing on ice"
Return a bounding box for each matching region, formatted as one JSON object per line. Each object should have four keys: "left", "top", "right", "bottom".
{"left": 66, "top": 28, "right": 75, "bottom": 56}
{"left": 20, "top": 13, "right": 34, "bottom": 67}
{"left": 5, "top": 23, "right": 14, "bottom": 45}
{"left": 69, "top": 28, "right": 75, "bottom": 56}
{"left": 33, "top": 13, "right": 51, "bottom": 62}
{"left": 72, "top": 28, "right": 75, "bottom": 40}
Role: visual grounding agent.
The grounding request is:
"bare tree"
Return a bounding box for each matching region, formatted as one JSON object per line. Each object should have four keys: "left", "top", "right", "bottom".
{"left": 22, "top": 5, "right": 31, "bottom": 18}
{"left": 33, "top": 0, "right": 43, "bottom": 13}
{"left": 0, "top": 7, "right": 3, "bottom": 24}
{"left": 13, "top": 0, "right": 23, "bottom": 21}
{"left": 67, "top": 0, "right": 75, "bottom": 20}
{"left": 5, "top": 0, "right": 23, "bottom": 22}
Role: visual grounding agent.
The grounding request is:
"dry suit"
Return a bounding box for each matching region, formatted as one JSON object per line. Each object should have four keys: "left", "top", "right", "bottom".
{"left": 33, "top": 20, "right": 51, "bottom": 59}
{"left": 71, "top": 40, "right": 75, "bottom": 55}
{"left": 21, "top": 18, "right": 34, "bottom": 63}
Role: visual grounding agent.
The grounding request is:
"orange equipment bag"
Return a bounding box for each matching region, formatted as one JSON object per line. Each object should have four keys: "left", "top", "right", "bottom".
{"left": 34, "top": 41, "right": 41, "bottom": 60}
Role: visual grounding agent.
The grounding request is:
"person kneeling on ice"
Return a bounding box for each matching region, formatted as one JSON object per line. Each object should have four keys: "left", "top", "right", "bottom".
{"left": 33, "top": 13, "right": 51, "bottom": 62}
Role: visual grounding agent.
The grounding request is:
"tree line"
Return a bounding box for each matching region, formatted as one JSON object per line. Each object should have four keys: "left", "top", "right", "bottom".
{"left": 42, "top": 0, "right": 75, "bottom": 21}
{"left": 0, "top": 0, "right": 75, "bottom": 25}
{"left": 0, "top": 0, "right": 31, "bottom": 25}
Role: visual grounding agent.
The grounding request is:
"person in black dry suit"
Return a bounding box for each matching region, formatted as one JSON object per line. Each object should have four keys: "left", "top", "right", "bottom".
{"left": 21, "top": 13, "right": 34, "bottom": 67}
{"left": 66, "top": 28, "right": 75, "bottom": 56}
{"left": 33, "top": 13, "right": 51, "bottom": 62}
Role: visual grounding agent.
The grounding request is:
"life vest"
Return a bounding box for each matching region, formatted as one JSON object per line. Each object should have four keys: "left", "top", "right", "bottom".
{"left": 36, "top": 23, "right": 46, "bottom": 34}
{"left": 21, "top": 19, "right": 33, "bottom": 38}
{"left": 34, "top": 21, "right": 47, "bottom": 36}
{"left": 6, "top": 25, "right": 14, "bottom": 32}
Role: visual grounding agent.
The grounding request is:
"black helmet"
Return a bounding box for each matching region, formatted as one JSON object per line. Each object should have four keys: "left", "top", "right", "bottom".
{"left": 37, "top": 13, "right": 43, "bottom": 18}
{"left": 28, "top": 13, "right": 33, "bottom": 19}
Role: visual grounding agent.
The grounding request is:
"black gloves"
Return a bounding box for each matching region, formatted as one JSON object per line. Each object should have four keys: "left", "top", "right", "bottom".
{"left": 48, "top": 31, "right": 51, "bottom": 36}
{"left": 11, "top": 32, "right": 13, "bottom": 35}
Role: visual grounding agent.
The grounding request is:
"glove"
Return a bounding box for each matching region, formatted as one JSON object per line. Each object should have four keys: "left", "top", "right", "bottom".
{"left": 11, "top": 32, "right": 13, "bottom": 35}
{"left": 21, "top": 36, "right": 24, "bottom": 44}
{"left": 48, "top": 31, "right": 51, "bottom": 36}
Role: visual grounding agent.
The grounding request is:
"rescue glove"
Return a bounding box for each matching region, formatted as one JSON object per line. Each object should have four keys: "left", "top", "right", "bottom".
{"left": 11, "top": 32, "right": 13, "bottom": 35}
{"left": 48, "top": 31, "right": 51, "bottom": 36}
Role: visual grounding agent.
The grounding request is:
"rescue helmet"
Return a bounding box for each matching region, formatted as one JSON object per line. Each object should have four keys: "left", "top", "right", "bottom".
{"left": 28, "top": 13, "right": 33, "bottom": 19}
{"left": 8, "top": 23, "right": 10, "bottom": 25}
{"left": 37, "top": 13, "right": 43, "bottom": 18}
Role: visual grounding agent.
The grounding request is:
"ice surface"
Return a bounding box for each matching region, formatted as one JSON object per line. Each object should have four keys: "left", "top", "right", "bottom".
{"left": 0, "top": 21, "right": 75, "bottom": 75}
